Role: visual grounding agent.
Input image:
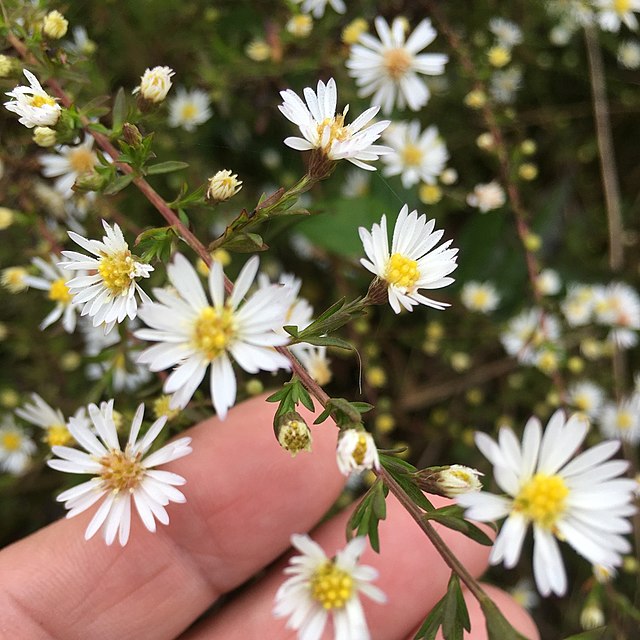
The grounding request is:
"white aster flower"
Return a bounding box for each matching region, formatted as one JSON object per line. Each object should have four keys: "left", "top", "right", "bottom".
{"left": 278, "top": 77, "right": 391, "bottom": 171}
{"left": 561, "top": 284, "right": 596, "bottom": 326}
{"left": 536, "top": 268, "right": 562, "bottom": 296}
{"left": 598, "top": 395, "right": 640, "bottom": 444}
{"left": 461, "top": 281, "right": 500, "bottom": 313}
{"left": 135, "top": 254, "right": 290, "bottom": 419}
{"left": 22, "top": 254, "right": 81, "bottom": 333}
{"left": 61, "top": 220, "right": 153, "bottom": 333}
{"left": 286, "top": 15, "right": 313, "bottom": 38}
{"left": 4, "top": 69, "right": 61, "bottom": 128}
{"left": 133, "top": 65, "right": 174, "bottom": 104}
{"left": 568, "top": 381, "right": 605, "bottom": 419}
{"left": 39, "top": 134, "right": 98, "bottom": 198}
{"left": 297, "top": 345, "right": 332, "bottom": 386}
{"left": 457, "top": 410, "right": 637, "bottom": 596}
{"left": 48, "top": 400, "right": 192, "bottom": 546}
{"left": 336, "top": 429, "right": 380, "bottom": 476}
{"left": 501, "top": 308, "right": 561, "bottom": 365}
{"left": 167, "top": 87, "right": 212, "bottom": 131}
{"left": 359, "top": 204, "right": 458, "bottom": 313}
{"left": 595, "top": 0, "right": 640, "bottom": 32}
{"left": 274, "top": 533, "right": 385, "bottom": 640}
{"left": 0, "top": 417, "right": 36, "bottom": 475}
{"left": 346, "top": 16, "right": 448, "bottom": 114}
{"left": 15, "top": 393, "right": 75, "bottom": 448}
{"left": 509, "top": 578, "right": 540, "bottom": 611}
{"left": 467, "top": 181, "right": 506, "bottom": 212}
{"left": 341, "top": 169, "right": 371, "bottom": 198}
{"left": 292, "top": 0, "right": 345, "bottom": 18}
{"left": 593, "top": 283, "right": 640, "bottom": 344}
{"left": 381, "top": 120, "right": 449, "bottom": 188}
{"left": 65, "top": 26, "right": 96, "bottom": 56}
{"left": 489, "top": 17, "right": 523, "bottom": 48}
{"left": 489, "top": 67, "right": 523, "bottom": 104}
{"left": 618, "top": 39, "right": 640, "bottom": 67}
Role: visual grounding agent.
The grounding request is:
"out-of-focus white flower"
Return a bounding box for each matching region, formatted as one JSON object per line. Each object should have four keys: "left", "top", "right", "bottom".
{"left": 66, "top": 26, "right": 96, "bottom": 56}
{"left": 536, "top": 269, "right": 562, "bottom": 296}
{"left": 382, "top": 120, "right": 449, "bottom": 188}
{"left": 1, "top": 266, "right": 29, "bottom": 293}
{"left": 346, "top": 16, "right": 448, "bottom": 114}
{"left": 593, "top": 283, "right": 640, "bottom": 348}
{"left": 0, "top": 417, "right": 36, "bottom": 475}
{"left": 274, "top": 534, "right": 385, "bottom": 639}
{"left": 292, "top": 0, "right": 345, "bottom": 18}
{"left": 341, "top": 169, "right": 371, "bottom": 198}
{"left": 133, "top": 66, "right": 174, "bottom": 104}
{"left": 618, "top": 39, "right": 640, "bottom": 67}
{"left": 286, "top": 14, "right": 313, "bottom": 37}
{"left": 467, "top": 181, "right": 506, "bottom": 212}
{"left": 61, "top": 220, "right": 153, "bottom": 334}
{"left": 4, "top": 70, "right": 61, "bottom": 128}
{"left": 458, "top": 410, "right": 637, "bottom": 596}
{"left": 336, "top": 429, "right": 380, "bottom": 475}
{"left": 461, "top": 281, "right": 500, "bottom": 313}
{"left": 15, "top": 393, "right": 75, "bottom": 447}
{"left": 167, "top": 87, "right": 212, "bottom": 131}
{"left": 278, "top": 77, "right": 391, "bottom": 171}
{"left": 48, "top": 400, "right": 192, "bottom": 546}
{"left": 509, "top": 578, "right": 540, "bottom": 611}
{"left": 568, "top": 381, "right": 605, "bottom": 419}
{"left": 490, "top": 67, "right": 523, "bottom": 104}
{"left": 595, "top": 0, "right": 640, "bottom": 32}
{"left": 562, "top": 284, "right": 596, "bottom": 326}
{"left": 136, "top": 254, "right": 290, "bottom": 418}
{"left": 489, "top": 17, "right": 523, "bottom": 48}
{"left": 40, "top": 134, "right": 98, "bottom": 198}
{"left": 359, "top": 204, "right": 458, "bottom": 313}
{"left": 599, "top": 394, "right": 640, "bottom": 444}
{"left": 501, "top": 308, "right": 561, "bottom": 365}
{"left": 298, "top": 345, "right": 332, "bottom": 386}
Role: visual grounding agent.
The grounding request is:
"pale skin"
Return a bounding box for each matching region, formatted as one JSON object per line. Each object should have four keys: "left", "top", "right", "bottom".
{"left": 0, "top": 395, "right": 539, "bottom": 639}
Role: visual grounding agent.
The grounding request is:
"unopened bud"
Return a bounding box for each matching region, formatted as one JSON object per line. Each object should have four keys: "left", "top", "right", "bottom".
{"left": 73, "top": 170, "right": 104, "bottom": 192}
{"left": 33, "top": 126, "right": 57, "bottom": 147}
{"left": 364, "top": 277, "right": 389, "bottom": 306}
{"left": 415, "top": 464, "right": 483, "bottom": 497}
{"left": 206, "top": 169, "right": 243, "bottom": 203}
{"left": 43, "top": 10, "right": 68, "bottom": 39}
{"left": 0, "top": 54, "right": 15, "bottom": 78}
{"left": 122, "top": 122, "right": 143, "bottom": 147}
{"left": 580, "top": 603, "right": 604, "bottom": 631}
{"left": 275, "top": 412, "right": 312, "bottom": 457}
{"left": 133, "top": 66, "right": 174, "bottom": 112}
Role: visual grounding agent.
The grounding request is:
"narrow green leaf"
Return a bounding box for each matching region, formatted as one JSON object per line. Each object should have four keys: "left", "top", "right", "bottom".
{"left": 560, "top": 631, "right": 608, "bottom": 640}
{"left": 297, "top": 335, "right": 353, "bottom": 350}
{"left": 223, "top": 232, "right": 268, "bottom": 253}
{"left": 481, "top": 598, "right": 528, "bottom": 640}
{"left": 283, "top": 325, "right": 300, "bottom": 338}
{"left": 414, "top": 597, "right": 446, "bottom": 640}
{"left": 442, "top": 573, "right": 463, "bottom": 640}
{"left": 146, "top": 160, "right": 190, "bottom": 175}
{"left": 112, "top": 87, "right": 127, "bottom": 130}
{"left": 298, "top": 386, "right": 315, "bottom": 413}
{"left": 103, "top": 173, "right": 134, "bottom": 195}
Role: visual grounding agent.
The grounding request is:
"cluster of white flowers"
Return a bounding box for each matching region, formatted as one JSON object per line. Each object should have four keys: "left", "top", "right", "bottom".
{"left": 501, "top": 308, "right": 562, "bottom": 367}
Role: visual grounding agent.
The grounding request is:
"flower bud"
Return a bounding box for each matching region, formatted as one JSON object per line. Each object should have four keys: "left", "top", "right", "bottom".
{"left": 0, "top": 207, "right": 16, "bottom": 230}
{"left": 336, "top": 429, "right": 379, "bottom": 476}
{"left": 73, "top": 170, "right": 104, "bottom": 192}
{"left": 43, "top": 10, "right": 68, "bottom": 39}
{"left": 122, "top": 122, "right": 143, "bottom": 147}
{"left": 133, "top": 66, "right": 174, "bottom": 111}
{"left": 0, "top": 54, "right": 15, "bottom": 78}
{"left": 275, "top": 412, "right": 312, "bottom": 457}
{"left": 415, "top": 464, "right": 483, "bottom": 497}
{"left": 580, "top": 603, "right": 604, "bottom": 631}
{"left": 33, "top": 126, "right": 57, "bottom": 147}
{"left": 206, "top": 169, "right": 243, "bottom": 203}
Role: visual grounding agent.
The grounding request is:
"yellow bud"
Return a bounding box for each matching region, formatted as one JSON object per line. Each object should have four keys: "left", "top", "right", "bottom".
{"left": 33, "top": 126, "right": 58, "bottom": 148}
{"left": 375, "top": 413, "right": 395, "bottom": 434}
{"left": 520, "top": 139, "right": 537, "bottom": 155}
{"left": 0, "top": 207, "right": 16, "bottom": 230}
{"left": 567, "top": 356, "right": 584, "bottom": 374}
{"left": 488, "top": 45, "right": 511, "bottom": 68}
{"left": 523, "top": 232, "right": 542, "bottom": 252}
{"left": 464, "top": 89, "right": 487, "bottom": 109}
{"left": 43, "top": 10, "right": 69, "bottom": 39}
{"left": 518, "top": 163, "right": 538, "bottom": 181}
{"left": 342, "top": 18, "right": 368, "bottom": 45}
{"left": 419, "top": 183, "right": 443, "bottom": 205}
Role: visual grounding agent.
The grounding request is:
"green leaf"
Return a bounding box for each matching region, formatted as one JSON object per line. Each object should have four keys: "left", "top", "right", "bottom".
{"left": 346, "top": 480, "right": 388, "bottom": 553}
{"left": 481, "top": 598, "right": 528, "bottom": 640}
{"left": 424, "top": 506, "right": 493, "bottom": 547}
{"left": 103, "top": 173, "right": 134, "bottom": 195}
{"left": 561, "top": 631, "right": 608, "bottom": 640}
{"left": 380, "top": 453, "right": 434, "bottom": 512}
{"left": 442, "top": 573, "right": 466, "bottom": 640}
{"left": 296, "top": 335, "right": 354, "bottom": 350}
{"left": 414, "top": 596, "right": 446, "bottom": 640}
{"left": 223, "top": 232, "right": 268, "bottom": 253}
{"left": 146, "top": 160, "right": 190, "bottom": 175}
{"left": 112, "top": 87, "right": 127, "bottom": 131}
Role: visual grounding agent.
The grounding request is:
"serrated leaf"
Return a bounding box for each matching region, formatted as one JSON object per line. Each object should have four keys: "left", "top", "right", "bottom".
{"left": 103, "top": 172, "right": 134, "bottom": 195}
{"left": 112, "top": 87, "right": 127, "bottom": 131}
{"left": 146, "top": 160, "right": 190, "bottom": 175}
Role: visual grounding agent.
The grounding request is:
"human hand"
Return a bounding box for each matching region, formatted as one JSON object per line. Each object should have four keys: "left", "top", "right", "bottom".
{"left": 0, "top": 394, "right": 539, "bottom": 639}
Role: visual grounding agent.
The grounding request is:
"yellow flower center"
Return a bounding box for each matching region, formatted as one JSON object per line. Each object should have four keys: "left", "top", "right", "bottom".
{"left": 99, "top": 449, "right": 144, "bottom": 493}
{"left": 48, "top": 277, "right": 72, "bottom": 304}
{"left": 1, "top": 431, "right": 22, "bottom": 451}
{"left": 97, "top": 250, "right": 137, "bottom": 295}
{"left": 514, "top": 473, "right": 569, "bottom": 529}
{"left": 574, "top": 394, "right": 590, "bottom": 411}
{"left": 317, "top": 113, "right": 348, "bottom": 149}
{"left": 181, "top": 103, "right": 198, "bottom": 120}
{"left": 68, "top": 147, "right": 96, "bottom": 173}
{"left": 31, "top": 94, "right": 56, "bottom": 108}
{"left": 616, "top": 411, "right": 633, "bottom": 430}
{"left": 385, "top": 253, "right": 419, "bottom": 290}
{"left": 383, "top": 48, "right": 412, "bottom": 80}
{"left": 615, "top": 0, "right": 631, "bottom": 14}
{"left": 192, "top": 306, "right": 236, "bottom": 361}
{"left": 351, "top": 434, "right": 369, "bottom": 466}
{"left": 471, "top": 290, "right": 489, "bottom": 308}
{"left": 153, "top": 395, "right": 181, "bottom": 421}
{"left": 310, "top": 561, "right": 354, "bottom": 610}
{"left": 46, "top": 424, "right": 72, "bottom": 447}
{"left": 401, "top": 143, "right": 423, "bottom": 167}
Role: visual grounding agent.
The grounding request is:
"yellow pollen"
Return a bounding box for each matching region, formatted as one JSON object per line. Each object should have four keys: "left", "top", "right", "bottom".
{"left": 317, "top": 113, "right": 348, "bottom": 149}
{"left": 383, "top": 48, "right": 412, "bottom": 79}
{"left": 68, "top": 148, "right": 96, "bottom": 174}
{"left": 351, "top": 434, "right": 369, "bottom": 466}
{"left": 97, "top": 250, "right": 136, "bottom": 295}
{"left": 384, "top": 253, "right": 419, "bottom": 290}
{"left": 99, "top": 449, "right": 144, "bottom": 493}
{"left": 310, "top": 561, "right": 354, "bottom": 610}
{"left": 48, "top": 277, "right": 72, "bottom": 304}
{"left": 616, "top": 411, "right": 633, "bottom": 430}
{"left": 1, "top": 431, "right": 22, "bottom": 451}
{"left": 615, "top": 0, "right": 631, "bottom": 14}
{"left": 401, "top": 144, "right": 423, "bottom": 166}
{"left": 181, "top": 103, "right": 198, "bottom": 120}
{"left": 514, "top": 473, "right": 569, "bottom": 529}
{"left": 192, "top": 306, "right": 235, "bottom": 361}
{"left": 31, "top": 94, "right": 56, "bottom": 108}
{"left": 45, "top": 424, "right": 72, "bottom": 447}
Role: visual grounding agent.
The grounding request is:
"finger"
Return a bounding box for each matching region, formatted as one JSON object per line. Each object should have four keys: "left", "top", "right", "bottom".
{"left": 183, "top": 494, "right": 493, "bottom": 639}
{"left": 0, "top": 394, "right": 345, "bottom": 640}
{"left": 430, "top": 584, "right": 540, "bottom": 640}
